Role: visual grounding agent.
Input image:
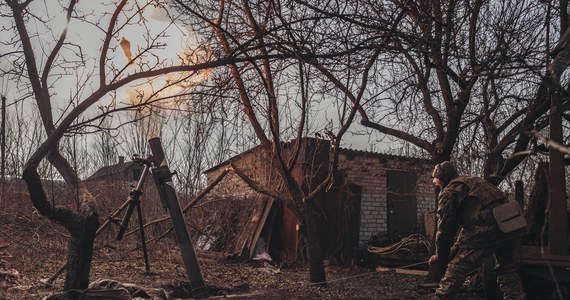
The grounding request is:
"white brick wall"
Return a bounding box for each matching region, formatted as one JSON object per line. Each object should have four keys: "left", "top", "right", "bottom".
{"left": 338, "top": 153, "right": 435, "bottom": 245}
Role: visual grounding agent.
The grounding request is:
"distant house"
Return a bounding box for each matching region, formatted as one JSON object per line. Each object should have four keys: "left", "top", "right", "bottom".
{"left": 197, "top": 137, "right": 436, "bottom": 263}
{"left": 86, "top": 156, "right": 142, "bottom": 182}
{"left": 85, "top": 156, "right": 165, "bottom": 218}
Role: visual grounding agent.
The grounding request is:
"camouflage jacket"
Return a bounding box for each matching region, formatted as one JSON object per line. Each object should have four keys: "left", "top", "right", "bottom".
{"left": 435, "top": 176, "right": 513, "bottom": 259}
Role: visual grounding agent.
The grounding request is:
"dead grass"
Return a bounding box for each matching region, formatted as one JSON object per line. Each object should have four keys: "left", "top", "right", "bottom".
{"left": 0, "top": 180, "right": 530, "bottom": 300}
{"left": 0, "top": 209, "right": 482, "bottom": 300}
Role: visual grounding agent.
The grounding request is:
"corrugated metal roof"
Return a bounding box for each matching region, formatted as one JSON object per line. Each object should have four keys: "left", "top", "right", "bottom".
{"left": 337, "top": 148, "right": 431, "bottom": 163}
{"left": 204, "top": 137, "right": 432, "bottom": 174}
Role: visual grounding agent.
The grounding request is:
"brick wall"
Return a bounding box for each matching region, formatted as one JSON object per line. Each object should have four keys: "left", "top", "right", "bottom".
{"left": 337, "top": 151, "right": 435, "bottom": 245}
{"left": 205, "top": 146, "right": 282, "bottom": 198}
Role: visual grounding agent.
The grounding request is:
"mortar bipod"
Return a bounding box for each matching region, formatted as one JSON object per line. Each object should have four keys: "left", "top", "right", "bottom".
{"left": 114, "top": 156, "right": 152, "bottom": 274}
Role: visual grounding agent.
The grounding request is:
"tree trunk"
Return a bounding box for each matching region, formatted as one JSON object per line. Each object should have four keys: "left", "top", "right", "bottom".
{"left": 23, "top": 168, "right": 99, "bottom": 290}
{"left": 522, "top": 162, "right": 549, "bottom": 245}
{"left": 65, "top": 204, "right": 99, "bottom": 290}
{"left": 303, "top": 204, "right": 326, "bottom": 285}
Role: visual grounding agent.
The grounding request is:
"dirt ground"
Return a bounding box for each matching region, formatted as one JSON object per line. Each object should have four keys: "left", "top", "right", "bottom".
{"left": 0, "top": 194, "right": 564, "bottom": 297}
{"left": 0, "top": 239, "right": 487, "bottom": 300}
{"left": 2, "top": 237, "right": 569, "bottom": 300}
{"left": 0, "top": 201, "right": 565, "bottom": 300}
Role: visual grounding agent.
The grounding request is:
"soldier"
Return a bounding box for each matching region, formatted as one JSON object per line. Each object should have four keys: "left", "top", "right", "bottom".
{"left": 428, "top": 161, "right": 526, "bottom": 300}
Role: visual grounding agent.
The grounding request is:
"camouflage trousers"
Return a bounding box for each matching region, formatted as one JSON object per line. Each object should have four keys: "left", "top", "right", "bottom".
{"left": 434, "top": 240, "right": 526, "bottom": 300}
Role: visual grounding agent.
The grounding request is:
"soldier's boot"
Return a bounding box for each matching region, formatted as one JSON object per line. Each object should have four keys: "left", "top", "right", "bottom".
{"left": 435, "top": 271, "right": 466, "bottom": 299}
{"left": 497, "top": 271, "right": 526, "bottom": 300}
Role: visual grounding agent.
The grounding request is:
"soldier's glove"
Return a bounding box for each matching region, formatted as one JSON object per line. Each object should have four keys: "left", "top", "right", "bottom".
{"left": 428, "top": 254, "right": 438, "bottom": 266}
{"left": 449, "top": 245, "right": 459, "bottom": 259}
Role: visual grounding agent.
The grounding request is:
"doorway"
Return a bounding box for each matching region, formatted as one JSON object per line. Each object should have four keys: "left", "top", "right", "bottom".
{"left": 387, "top": 170, "right": 417, "bottom": 239}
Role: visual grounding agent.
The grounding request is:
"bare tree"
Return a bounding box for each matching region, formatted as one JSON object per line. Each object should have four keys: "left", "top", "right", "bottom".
{"left": 290, "top": 0, "right": 570, "bottom": 281}
{"left": 286, "top": 0, "right": 567, "bottom": 177}
{"left": 170, "top": 0, "right": 402, "bottom": 283}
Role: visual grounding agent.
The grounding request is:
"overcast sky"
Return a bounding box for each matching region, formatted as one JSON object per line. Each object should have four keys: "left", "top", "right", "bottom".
{"left": 0, "top": 1, "right": 394, "bottom": 160}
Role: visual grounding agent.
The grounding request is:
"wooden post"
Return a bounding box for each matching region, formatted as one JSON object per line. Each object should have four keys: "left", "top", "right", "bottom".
{"left": 548, "top": 92, "right": 568, "bottom": 255}
{"left": 1, "top": 94, "right": 5, "bottom": 181}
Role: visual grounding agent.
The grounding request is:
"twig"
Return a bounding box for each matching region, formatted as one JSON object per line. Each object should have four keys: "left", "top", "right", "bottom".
{"left": 528, "top": 130, "right": 570, "bottom": 155}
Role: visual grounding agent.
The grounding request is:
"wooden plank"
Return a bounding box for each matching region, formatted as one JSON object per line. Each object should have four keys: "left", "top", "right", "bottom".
{"left": 376, "top": 266, "right": 428, "bottom": 276}
{"left": 230, "top": 197, "right": 267, "bottom": 257}
{"left": 520, "top": 245, "right": 570, "bottom": 267}
{"left": 247, "top": 197, "right": 274, "bottom": 258}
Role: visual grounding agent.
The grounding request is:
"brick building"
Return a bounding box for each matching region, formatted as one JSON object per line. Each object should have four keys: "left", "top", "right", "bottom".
{"left": 200, "top": 137, "right": 436, "bottom": 262}
{"left": 337, "top": 148, "right": 436, "bottom": 244}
